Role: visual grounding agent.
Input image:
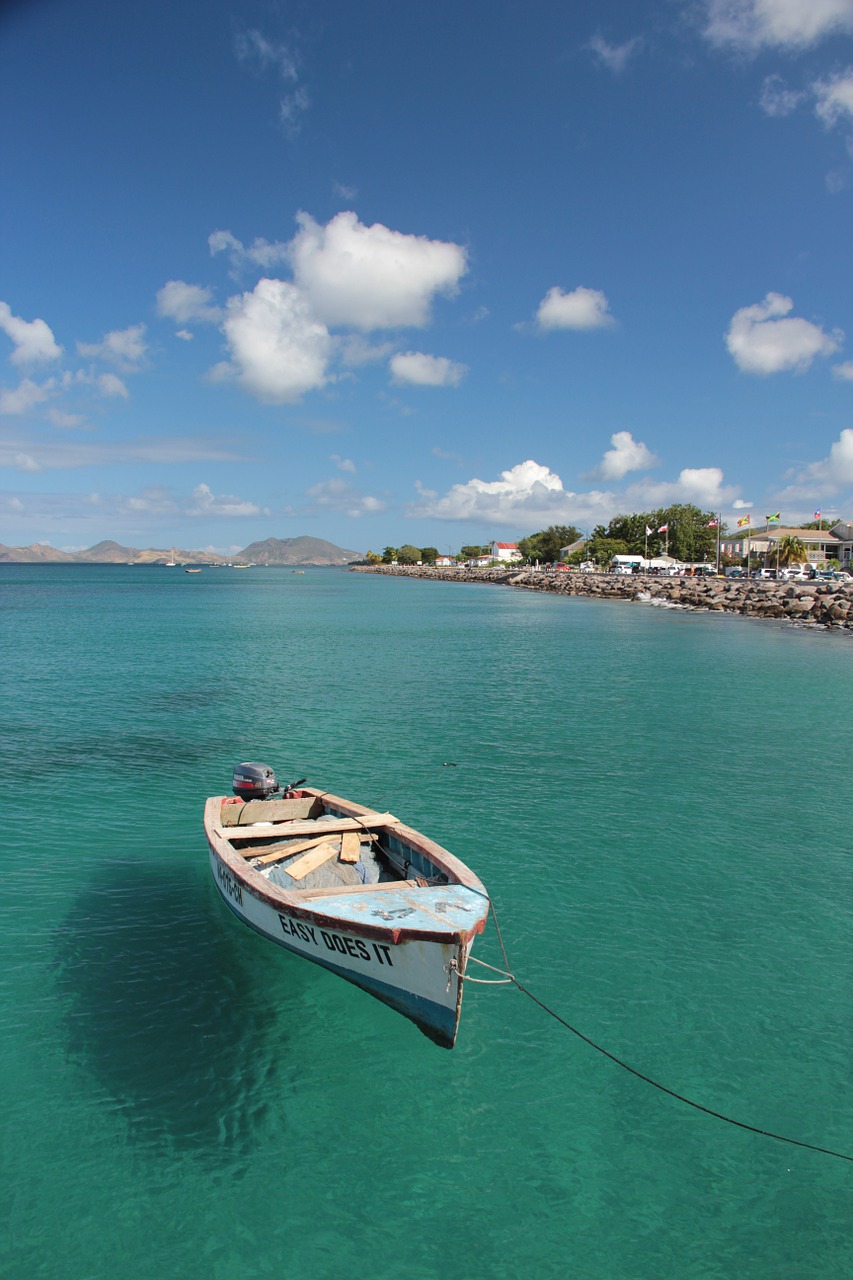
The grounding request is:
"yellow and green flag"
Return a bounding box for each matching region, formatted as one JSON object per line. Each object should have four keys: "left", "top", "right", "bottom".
{"left": 766, "top": 512, "right": 780, "bottom": 523}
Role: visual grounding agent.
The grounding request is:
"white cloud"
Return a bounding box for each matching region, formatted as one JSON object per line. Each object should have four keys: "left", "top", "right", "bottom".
{"left": 725, "top": 293, "right": 842, "bottom": 374}
{"left": 0, "top": 302, "right": 62, "bottom": 365}
{"left": 219, "top": 278, "right": 331, "bottom": 403}
{"left": 832, "top": 360, "right": 853, "bottom": 379}
{"left": 800, "top": 427, "right": 853, "bottom": 488}
{"left": 535, "top": 286, "right": 614, "bottom": 331}
{"left": 814, "top": 69, "right": 853, "bottom": 125}
{"left": 588, "top": 34, "right": 643, "bottom": 73}
{"left": 77, "top": 324, "right": 147, "bottom": 370}
{"left": 13, "top": 453, "right": 42, "bottom": 472}
{"left": 704, "top": 0, "right": 853, "bottom": 52}
{"left": 591, "top": 431, "right": 659, "bottom": 481}
{"left": 188, "top": 482, "right": 266, "bottom": 517}
{"left": 209, "top": 230, "right": 291, "bottom": 272}
{"left": 156, "top": 280, "right": 221, "bottom": 325}
{"left": 732, "top": 498, "right": 753, "bottom": 508}
{"left": 626, "top": 467, "right": 738, "bottom": 510}
{"left": 97, "top": 373, "right": 129, "bottom": 399}
{"left": 0, "top": 377, "right": 55, "bottom": 415}
{"left": 414, "top": 459, "right": 577, "bottom": 522}
{"left": 290, "top": 211, "right": 468, "bottom": 330}
{"left": 389, "top": 351, "right": 468, "bottom": 387}
{"left": 760, "top": 74, "right": 805, "bottom": 117}
{"left": 304, "top": 475, "right": 386, "bottom": 518}
{"left": 331, "top": 454, "right": 357, "bottom": 473}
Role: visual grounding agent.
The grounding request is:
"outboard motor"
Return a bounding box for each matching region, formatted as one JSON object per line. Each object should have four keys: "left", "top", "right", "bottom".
{"left": 232, "top": 762, "right": 279, "bottom": 801}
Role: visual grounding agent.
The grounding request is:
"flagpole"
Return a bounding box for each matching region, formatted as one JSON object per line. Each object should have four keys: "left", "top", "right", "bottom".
{"left": 716, "top": 514, "right": 721, "bottom": 574}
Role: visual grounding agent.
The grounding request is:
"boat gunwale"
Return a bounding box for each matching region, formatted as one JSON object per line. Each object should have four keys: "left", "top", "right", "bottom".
{"left": 203, "top": 789, "right": 489, "bottom": 946}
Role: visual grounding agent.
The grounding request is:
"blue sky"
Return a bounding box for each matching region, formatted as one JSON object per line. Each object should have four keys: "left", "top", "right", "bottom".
{"left": 3, "top": 0, "right": 853, "bottom": 555}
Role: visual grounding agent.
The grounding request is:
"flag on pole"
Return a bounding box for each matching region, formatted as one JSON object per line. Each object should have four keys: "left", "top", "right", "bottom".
{"left": 737, "top": 514, "right": 751, "bottom": 527}
{"left": 645, "top": 525, "right": 653, "bottom": 536}
{"left": 707, "top": 518, "right": 718, "bottom": 528}
{"left": 814, "top": 509, "right": 821, "bottom": 519}
{"left": 766, "top": 512, "right": 780, "bottom": 523}
{"left": 657, "top": 524, "right": 668, "bottom": 533}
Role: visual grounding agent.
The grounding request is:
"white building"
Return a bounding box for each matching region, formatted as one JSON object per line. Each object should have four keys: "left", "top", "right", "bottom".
{"left": 490, "top": 541, "right": 522, "bottom": 562}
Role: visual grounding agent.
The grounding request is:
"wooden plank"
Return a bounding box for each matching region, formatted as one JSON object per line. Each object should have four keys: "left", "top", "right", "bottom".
{"left": 297, "top": 879, "right": 419, "bottom": 901}
{"left": 251, "top": 835, "right": 337, "bottom": 867}
{"left": 220, "top": 797, "right": 319, "bottom": 826}
{"left": 285, "top": 841, "right": 341, "bottom": 881}
{"left": 222, "top": 812, "right": 397, "bottom": 841}
{"left": 340, "top": 831, "right": 361, "bottom": 863}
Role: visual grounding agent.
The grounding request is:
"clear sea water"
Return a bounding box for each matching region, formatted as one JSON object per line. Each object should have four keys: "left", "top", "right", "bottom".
{"left": 1, "top": 564, "right": 851, "bottom": 1280}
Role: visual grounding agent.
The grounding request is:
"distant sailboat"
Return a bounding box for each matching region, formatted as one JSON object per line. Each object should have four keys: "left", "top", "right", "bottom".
{"left": 165, "top": 548, "right": 177, "bottom": 567}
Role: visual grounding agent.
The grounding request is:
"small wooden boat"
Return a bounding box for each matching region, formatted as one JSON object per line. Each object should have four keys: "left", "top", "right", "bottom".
{"left": 204, "top": 764, "right": 490, "bottom": 1048}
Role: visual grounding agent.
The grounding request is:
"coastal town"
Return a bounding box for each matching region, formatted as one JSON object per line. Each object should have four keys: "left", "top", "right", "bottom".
{"left": 354, "top": 516, "right": 853, "bottom": 631}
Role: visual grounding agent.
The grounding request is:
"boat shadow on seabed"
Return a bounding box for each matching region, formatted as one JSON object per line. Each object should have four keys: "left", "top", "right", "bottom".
{"left": 53, "top": 862, "right": 300, "bottom": 1164}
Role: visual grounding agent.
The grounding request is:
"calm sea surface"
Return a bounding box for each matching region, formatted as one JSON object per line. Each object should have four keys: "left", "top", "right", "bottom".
{"left": 1, "top": 565, "right": 851, "bottom": 1280}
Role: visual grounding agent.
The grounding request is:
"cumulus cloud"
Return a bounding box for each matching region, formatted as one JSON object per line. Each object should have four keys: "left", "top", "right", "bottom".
{"left": 626, "top": 467, "right": 738, "bottom": 510}
{"left": 0, "top": 377, "right": 55, "bottom": 415}
{"left": 588, "top": 34, "right": 643, "bottom": 73}
{"left": 218, "top": 278, "right": 331, "bottom": 403}
{"left": 77, "top": 324, "right": 147, "bottom": 370}
{"left": 535, "top": 286, "right": 614, "bottom": 331}
{"left": 414, "top": 459, "right": 580, "bottom": 523}
{"left": 814, "top": 69, "right": 853, "bottom": 125}
{"left": 290, "top": 211, "right": 467, "bottom": 330}
{"left": 832, "top": 360, "right": 853, "bottom": 379}
{"left": 591, "top": 431, "right": 659, "bottom": 481}
{"left": 389, "top": 351, "right": 468, "bottom": 387}
{"left": 0, "top": 302, "right": 62, "bottom": 365}
{"left": 188, "top": 482, "right": 266, "bottom": 517}
{"left": 725, "top": 293, "right": 842, "bottom": 374}
{"left": 157, "top": 280, "right": 221, "bottom": 325}
{"left": 704, "top": 0, "right": 853, "bottom": 52}
{"left": 331, "top": 454, "right": 357, "bottom": 473}
{"left": 799, "top": 427, "right": 853, "bottom": 488}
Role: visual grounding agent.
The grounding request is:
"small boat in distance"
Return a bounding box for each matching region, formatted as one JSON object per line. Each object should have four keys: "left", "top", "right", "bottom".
{"left": 185, "top": 567, "right": 201, "bottom": 573}
{"left": 205, "top": 763, "right": 490, "bottom": 1047}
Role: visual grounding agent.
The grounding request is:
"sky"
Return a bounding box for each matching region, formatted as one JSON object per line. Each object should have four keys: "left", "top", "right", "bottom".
{"left": 3, "top": 0, "right": 853, "bottom": 555}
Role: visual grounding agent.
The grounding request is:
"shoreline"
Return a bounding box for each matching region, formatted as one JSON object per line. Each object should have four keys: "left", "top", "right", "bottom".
{"left": 350, "top": 564, "right": 853, "bottom": 631}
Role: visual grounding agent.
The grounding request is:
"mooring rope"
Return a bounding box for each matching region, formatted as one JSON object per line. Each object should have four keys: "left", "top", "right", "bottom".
{"left": 470, "top": 899, "right": 852, "bottom": 1165}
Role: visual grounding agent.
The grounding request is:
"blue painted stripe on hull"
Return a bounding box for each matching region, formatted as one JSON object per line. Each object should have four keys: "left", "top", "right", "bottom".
{"left": 215, "top": 885, "right": 459, "bottom": 1048}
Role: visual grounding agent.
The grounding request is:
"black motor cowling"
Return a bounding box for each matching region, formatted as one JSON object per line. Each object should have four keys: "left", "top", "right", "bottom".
{"left": 232, "top": 761, "right": 279, "bottom": 801}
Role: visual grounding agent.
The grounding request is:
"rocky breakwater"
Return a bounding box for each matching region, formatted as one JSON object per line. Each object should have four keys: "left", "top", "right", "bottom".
{"left": 350, "top": 565, "right": 853, "bottom": 630}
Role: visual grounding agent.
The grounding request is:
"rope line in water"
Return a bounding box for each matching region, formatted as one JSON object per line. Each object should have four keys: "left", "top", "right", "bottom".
{"left": 472, "top": 902, "right": 853, "bottom": 1165}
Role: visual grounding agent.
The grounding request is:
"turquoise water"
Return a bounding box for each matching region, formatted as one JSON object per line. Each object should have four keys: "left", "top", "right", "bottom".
{"left": 1, "top": 564, "right": 851, "bottom": 1280}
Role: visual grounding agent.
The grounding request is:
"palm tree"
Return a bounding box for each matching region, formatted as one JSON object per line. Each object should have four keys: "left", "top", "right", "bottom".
{"left": 776, "top": 535, "right": 808, "bottom": 566}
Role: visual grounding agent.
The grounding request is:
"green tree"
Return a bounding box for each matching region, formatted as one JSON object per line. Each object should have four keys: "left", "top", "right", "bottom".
{"left": 365, "top": 550, "right": 382, "bottom": 565}
{"left": 381, "top": 546, "right": 399, "bottom": 563}
{"left": 517, "top": 525, "right": 582, "bottom": 563}
{"left": 776, "top": 535, "right": 808, "bottom": 566}
{"left": 420, "top": 546, "right": 439, "bottom": 565}
{"left": 585, "top": 535, "right": 629, "bottom": 564}
{"left": 459, "top": 545, "right": 488, "bottom": 560}
{"left": 397, "top": 544, "right": 422, "bottom": 564}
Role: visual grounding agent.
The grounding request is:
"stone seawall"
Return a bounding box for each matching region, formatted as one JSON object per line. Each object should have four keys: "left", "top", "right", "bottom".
{"left": 350, "top": 565, "right": 853, "bottom": 630}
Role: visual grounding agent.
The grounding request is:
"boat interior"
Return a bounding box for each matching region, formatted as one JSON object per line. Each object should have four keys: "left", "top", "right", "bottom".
{"left": 217, "top": 793, "right": 451, "bottom": 896}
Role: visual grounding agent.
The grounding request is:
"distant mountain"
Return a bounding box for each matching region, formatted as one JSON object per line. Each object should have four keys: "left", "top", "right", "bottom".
{"left": 75, "top": 540, "right": 142, "bottom": 563}
{"left": 236, "top": 536, "right": 362, "bottom": 565}
{"left": 0, "top": 535, "right": 361, "bottom": 565}
{"left": 0, "top": 543, "right": 77, "bottom": 563}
